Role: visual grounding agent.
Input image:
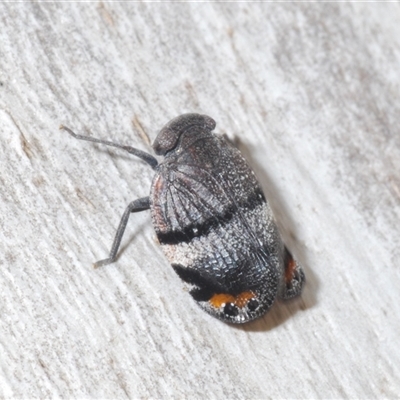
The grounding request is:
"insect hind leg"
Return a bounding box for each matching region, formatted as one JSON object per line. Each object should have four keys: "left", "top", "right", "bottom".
{"left": 280, "top": 247, "right": 305, "bottom": 300}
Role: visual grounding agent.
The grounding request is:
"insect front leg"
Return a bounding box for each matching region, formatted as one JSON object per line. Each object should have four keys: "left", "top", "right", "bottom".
{"left": 94, "top": 196, "right": 150, "bottom": 268}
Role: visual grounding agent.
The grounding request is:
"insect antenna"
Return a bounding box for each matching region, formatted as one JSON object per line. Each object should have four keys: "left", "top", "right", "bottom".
{"left": 59, "top": 125, "right": 158, "bottom": 169}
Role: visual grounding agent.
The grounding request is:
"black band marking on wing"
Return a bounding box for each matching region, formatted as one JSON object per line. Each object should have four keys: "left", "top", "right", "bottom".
{"left": 157, "top": 187, "right": 264, "bottom": 245}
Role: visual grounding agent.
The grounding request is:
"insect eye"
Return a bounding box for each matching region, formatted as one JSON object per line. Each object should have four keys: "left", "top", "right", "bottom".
{"left": 152, "top": 113, "right": 216, "bottom": 155}
{"left": 152, "top": 127, "right": 178, "bottom": 156}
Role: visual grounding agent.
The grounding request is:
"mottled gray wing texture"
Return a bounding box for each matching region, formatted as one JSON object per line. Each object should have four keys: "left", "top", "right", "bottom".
{"left": 152, "top": 136, "right": 264, "bottom": 248}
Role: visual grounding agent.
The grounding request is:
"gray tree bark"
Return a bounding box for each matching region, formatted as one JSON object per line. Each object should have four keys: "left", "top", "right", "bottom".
{"left": 0, "top": 3, "right": 399, "bottom": 398}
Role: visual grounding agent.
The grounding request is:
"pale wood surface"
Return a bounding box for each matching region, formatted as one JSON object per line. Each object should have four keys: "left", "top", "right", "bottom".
{"left": 1, "top": 3, "right": 400, "bottom": 399}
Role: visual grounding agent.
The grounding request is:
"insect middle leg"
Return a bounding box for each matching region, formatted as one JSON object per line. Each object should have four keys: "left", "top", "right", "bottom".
{"left": 94, "top": 196, "right": 150, "bottom": 268}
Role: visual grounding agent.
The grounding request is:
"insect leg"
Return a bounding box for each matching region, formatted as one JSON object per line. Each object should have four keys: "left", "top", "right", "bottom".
{"left": 94, "top": 196, "right": 150, "bottom": 268}
{"left": 60, "top": 125, "right": 158, "bottom": 169}
{"left": 280, "top": 247, "right": 305, "bottom": 300}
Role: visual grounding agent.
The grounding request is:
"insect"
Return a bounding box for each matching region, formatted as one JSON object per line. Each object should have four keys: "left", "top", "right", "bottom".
{"left": 60, "top": 114, "right": 304, "bottom": 323}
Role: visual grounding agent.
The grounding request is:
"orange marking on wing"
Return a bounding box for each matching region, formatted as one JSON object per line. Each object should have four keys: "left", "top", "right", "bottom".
{"left": 235, "top": 291, "right": 255, "bottom": 308}
{"left": 209, "top": 292, "right": 255, "bottom": 309}
{"left": 209, "top": 293, "right": 235, "bottom": 308}
{"left": 285, "top": 257, "right": 297, "bottom": 283}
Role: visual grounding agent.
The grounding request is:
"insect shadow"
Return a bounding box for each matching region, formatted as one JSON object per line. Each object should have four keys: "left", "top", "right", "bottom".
{"left": 227, "top": 135, "right": 318, "bottom": 332}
